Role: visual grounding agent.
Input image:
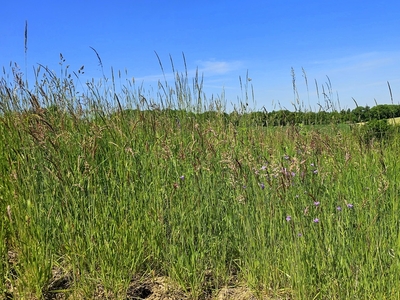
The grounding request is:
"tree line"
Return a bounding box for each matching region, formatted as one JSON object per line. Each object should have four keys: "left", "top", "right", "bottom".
{"left": 105, "top": 104, "right": 400, "bottom": 127}
{"left": 245, "top": 104, "right": 400, "bottom": 126}
{"left": 7, "top": 103, "right": 399, "bottom": 128}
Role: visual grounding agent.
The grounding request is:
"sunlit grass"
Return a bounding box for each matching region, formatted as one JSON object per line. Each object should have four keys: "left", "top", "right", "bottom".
{"left": 1, "top": 61, "right": 400, "bottom": 299}
{"left": 388, "top": 116, "right": 400, "bottom": 125}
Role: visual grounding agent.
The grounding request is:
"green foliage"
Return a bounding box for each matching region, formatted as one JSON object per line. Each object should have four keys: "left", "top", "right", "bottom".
{"left": 370, "top": 104, "right": 400, "bottom": 120}
{"left": 352, "top": 105, "right": 371, "bottom": 122}
{"left": 221, "top": 105, "right": 400, "bottom": 127}
{"left": 361, "top": 119, "right": 394, "bottom": 144}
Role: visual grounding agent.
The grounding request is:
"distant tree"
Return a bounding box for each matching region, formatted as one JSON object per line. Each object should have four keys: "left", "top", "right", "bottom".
{"left": 303, "top": 112, "right": 317, "bottom": 125}
{"left": 316, "top": 111, "right": 329, "bottom": 124}
{"left": 249, "top": 111, "right": 267, "bottom": 127}
{"left": 370, "top": 104, "right": 400, "bottom": 120}
{"left": 340, "top": 109, "right": 352, "bottom": 123}
{"left": 351, "top": 106, "right": 370, "bottom": 122}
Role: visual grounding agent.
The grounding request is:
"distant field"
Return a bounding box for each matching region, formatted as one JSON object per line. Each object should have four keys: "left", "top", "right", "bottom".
{"left": 357, "top": 116, "right": 400, "bottom": 125}
{"left": 388, "top": 117, "right": 400, "bottom": 124}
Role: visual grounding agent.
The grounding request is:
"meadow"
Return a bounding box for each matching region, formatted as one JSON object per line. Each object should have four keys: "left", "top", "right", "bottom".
{"left": 1, "top": 61, "right": 400, "bottom": 299}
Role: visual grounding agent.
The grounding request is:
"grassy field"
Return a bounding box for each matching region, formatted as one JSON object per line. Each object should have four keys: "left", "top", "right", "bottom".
{"left": 1, "top": 65, "right": 400, "bottom": 299}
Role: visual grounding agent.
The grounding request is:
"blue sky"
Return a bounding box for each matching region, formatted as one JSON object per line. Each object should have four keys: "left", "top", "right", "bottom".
{"left": 2, "top": 0, "right": 400, "bottom": 112}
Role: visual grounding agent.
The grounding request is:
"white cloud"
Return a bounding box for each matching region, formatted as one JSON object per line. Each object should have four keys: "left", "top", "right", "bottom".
{"left": 196, "top": 60, "right": 243, "bottom": 75}
{"left": 132, "top": 59, "right": 244, "bottom": 84}
{"left": 133, "top": 73, "right": 175, "bottom": 82}
{"left": 310, "top": 51, "right": 400, "bottom": 74}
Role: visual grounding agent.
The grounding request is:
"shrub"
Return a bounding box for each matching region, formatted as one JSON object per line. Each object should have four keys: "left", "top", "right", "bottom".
{"left": 362, "top": 119, "right": 393, "bottom": 143}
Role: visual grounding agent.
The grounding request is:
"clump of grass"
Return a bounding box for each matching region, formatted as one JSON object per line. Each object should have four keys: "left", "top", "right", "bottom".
{"left": 1, "top": 54, "right": 400, "bottom": 299}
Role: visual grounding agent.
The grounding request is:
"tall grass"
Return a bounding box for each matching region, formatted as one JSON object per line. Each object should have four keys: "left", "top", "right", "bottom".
{"left": 1, "top": 58, "right": 400, "bottom": 299}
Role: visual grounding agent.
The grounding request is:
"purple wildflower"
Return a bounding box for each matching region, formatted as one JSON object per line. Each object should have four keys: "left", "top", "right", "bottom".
{"left": 314, "top": 201, "right": 320, "bottom": 206}
{"left": 180, "top": 175, "right": 185, "bottom": 180}
{"left": 313, "top": 169, "right": 318, "bottom": 174}
{"left": 286, "top": 215, "right": 291, "bottom": 222}
{"left": 347, "top": 203, "right": 354, "bottom": 208}
{"left": 313, "top": 218, "right": 319, "bottom": 223}
{"left": 336, "top": 206, "right": 342, "bottom": 211}
{"left": 260, "top": 183, "right": 265, "bottom": 190}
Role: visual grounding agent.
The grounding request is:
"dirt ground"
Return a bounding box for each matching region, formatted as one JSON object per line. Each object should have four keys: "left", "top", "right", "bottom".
{"left": 45, "top": 274, "right": 265, "bottom": 299}
{"left": 5, "top": 250, "right": 290, "bottom": 300}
